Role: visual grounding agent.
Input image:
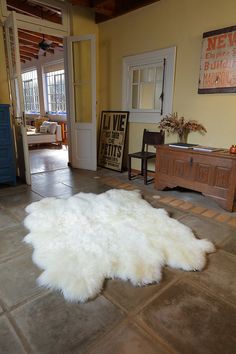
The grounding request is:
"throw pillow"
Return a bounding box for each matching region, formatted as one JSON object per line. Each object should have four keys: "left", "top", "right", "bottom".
{"left": 34, "top": 117, "right": 47, "bottom": 132}
{"left": 42, "top": 121, "right": 50, "bottom": 129}
{"left": 49, "top": 122, "right": 57, "bottom": 134}
{"left": 39, "top": 125, "right": 48, "bottom": 133}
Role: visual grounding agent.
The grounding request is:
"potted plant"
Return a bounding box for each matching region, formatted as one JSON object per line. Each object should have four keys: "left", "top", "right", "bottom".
{"left": 158, "top": 112, "right": 207, "bottom": 143}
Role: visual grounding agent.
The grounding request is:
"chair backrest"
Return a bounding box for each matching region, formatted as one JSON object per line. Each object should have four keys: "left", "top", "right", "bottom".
{"left": 142, "top": 129, "right": 165, "bottom": 152}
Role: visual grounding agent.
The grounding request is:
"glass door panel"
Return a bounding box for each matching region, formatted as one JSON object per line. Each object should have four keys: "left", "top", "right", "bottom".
{"left": 72, "top": 40, "right": 92, "bottom": 123}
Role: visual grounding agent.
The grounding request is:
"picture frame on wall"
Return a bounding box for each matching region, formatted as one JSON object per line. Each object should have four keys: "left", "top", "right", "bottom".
{"left": 198, "top": 25, "right": 236, "bottom": 93}
{"left": 98, "top": 111, "right": 129, "bottom": 172}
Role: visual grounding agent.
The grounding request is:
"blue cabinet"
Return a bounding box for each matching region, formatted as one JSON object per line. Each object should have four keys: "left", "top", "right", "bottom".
{"left": 0, "top": 104, "right": 16, "bottom": 185}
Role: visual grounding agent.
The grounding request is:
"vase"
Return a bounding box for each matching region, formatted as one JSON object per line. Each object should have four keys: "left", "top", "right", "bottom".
{"left": 178, "top": 131, "right": 189, "bottom": 144}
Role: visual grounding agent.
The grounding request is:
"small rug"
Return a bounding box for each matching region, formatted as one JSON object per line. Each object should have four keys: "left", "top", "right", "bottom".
{"left": 24, "top": 189, "right": 215, "bottom": 302}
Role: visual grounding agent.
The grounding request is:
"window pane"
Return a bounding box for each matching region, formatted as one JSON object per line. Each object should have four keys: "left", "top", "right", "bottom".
{"left": 154, "top": 84, "right": 162, "bottom": 110}
{"left": 132, "top": 84, "right": 138, "bottom": 109}
{"left": 74, "top": 84, "right": 92, "bottom": 123}
{"left": 46, "top": 70, "right": 66, "bottom": 114}
{"left": 132, "top": 70, "right": 139, "bottom": 83}
{"left": 72, "top": 40, "right": 91, "bottom": 84}
{"left": 140, "top": 83, "right": 155, "bottom": 109}
{"left": 156, "top": 66, "right": 164, "bottom": 81}
{"left": 21, "top": 70, "right": 40, "bottom": 114}
{"left": 72, "top": 41, "right": 92, "bottom": 123}
{"left": 140, "top": 67, "right": 155, "bottom": 82}
{"left": 130, "top": 63, "right": 164, "bottom": 111}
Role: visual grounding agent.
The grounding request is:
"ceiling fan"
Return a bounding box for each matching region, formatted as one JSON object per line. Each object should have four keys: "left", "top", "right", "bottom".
{"left": 19, "top": 35, "right": 63, "bottom": 57}
{"left": 38, "top": 36, "right": 53, "bottom": 53}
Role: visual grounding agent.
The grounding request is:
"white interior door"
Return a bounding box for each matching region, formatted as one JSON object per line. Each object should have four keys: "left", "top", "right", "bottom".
{"left": 65, "top": 35, "right": 97, "bottom": 170}
{"left": 4, "top": 11, "right": 31, "bottom": 185}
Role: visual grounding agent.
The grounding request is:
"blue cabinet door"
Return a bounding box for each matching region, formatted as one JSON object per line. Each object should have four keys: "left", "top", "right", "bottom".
{"left": 0, "top": 104, "right": 16, "bottom": 185}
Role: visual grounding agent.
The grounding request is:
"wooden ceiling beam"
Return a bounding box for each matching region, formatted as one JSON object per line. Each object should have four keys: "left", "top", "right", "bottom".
{"left": 93, "top": 0, "right": 115, "bottom": 7}
{"left": 18, "top": 31, "right": 62, "bottom": 52}
{"left": 35, "top": 3, "right": 62, "bottom": 16}
{"left": 20, "top": 49, "right": 38, "bottom": 59}
{"left": 19, "top": 45, "right": 38, "bottom": 54}
{"left": 20, "top": 29, "right": 63, "bottom": 45}
{"left": 117, "top": 0, "right": 160, "bottom": 14}
{"left": 20, "top": 48, "right": 34, "bottom": 56}
{"left": 18, "top": 30, "right": 44, "bottom": 44}
{"left": 20, "top": 54, "right": 32, "bottom": 61}
{"left": 19, "top": 38, "right": 38, "bottom": 47}
{"left": 7, "top": 0, "right": 62, "bottom": 24}
{"left": 95, "top": 1, "right": 160, "bottom": 23}
{"left": 68, "top": 0, "right": 160, "bottom": 23}
{"left": 93, "top": 5, "right": 114, "bottom": 17}
{"left": 68, "top": 0, "right": 91, "bottom": 6}
{"left": 19, "top": 41, "right": 54, "bottom": 54}
{"left": 68, "top": 0, "right": 115, "bottom": 19}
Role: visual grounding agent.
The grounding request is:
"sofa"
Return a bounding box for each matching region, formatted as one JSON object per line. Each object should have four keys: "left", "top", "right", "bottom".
{"left": 27, "top": 121, "right": 62, "bottom": 146}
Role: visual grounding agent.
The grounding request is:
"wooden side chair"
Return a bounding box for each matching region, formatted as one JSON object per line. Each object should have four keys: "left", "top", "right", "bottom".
{"left": 128, "top": 129, "right": 165, "bottom": 185}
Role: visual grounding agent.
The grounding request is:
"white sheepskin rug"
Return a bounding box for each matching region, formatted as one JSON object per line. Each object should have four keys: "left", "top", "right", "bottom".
{"left": 24, "top": 189, "right": 215, "bottom": 302}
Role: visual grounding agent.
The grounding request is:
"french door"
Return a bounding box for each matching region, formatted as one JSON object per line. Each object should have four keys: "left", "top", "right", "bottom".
{"left": 4, "top": 11, "right": 31, "bottom": 184}
{"left": 65, "top": 35, "right": 97, "bottom": 170}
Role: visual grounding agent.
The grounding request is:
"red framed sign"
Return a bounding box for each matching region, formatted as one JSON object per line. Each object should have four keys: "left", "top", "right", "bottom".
{"left": 198, "top": 25, "right": 236, "bottom": 93}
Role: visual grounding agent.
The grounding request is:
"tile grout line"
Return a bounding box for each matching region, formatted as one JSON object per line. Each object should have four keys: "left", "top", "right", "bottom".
{"left": 87, "top": 293, "right": 176, "bottom": 354}
{"left": 129, "top": 318, "right": 177, "bottom": 354}
{"left": 102, "top": 291, "right": 129, "bottom": 315}
{"left": 84, "top": 317, "right": 131, "bottom": 354}
{"left": 130, "top": 320, "right": 177, "bottom": 354}
{"left": 132, "top": 316, "right": 179, "bottom": 354}
{"left": 181, "top": 276, "right": 236, "bottom": 309}
{"left": 0, "top": 297, "right": 8, "bottom": 314}
{"left": 5, "top": 312, "right": 33, "bottom": 354}
{"left": 102, "top": 277, "right": 183, "bottom": 354}
{"left": 4, "top": 290, "right": 51, "bottom": 314}
{"left": 217, "top": 234, "right": 234, "bottom": 248}
{"left": 0, "top": 249, "right": 30, "bottom": 265}
{"left": 130, "top": 277, "right": 183, "bottom": 317}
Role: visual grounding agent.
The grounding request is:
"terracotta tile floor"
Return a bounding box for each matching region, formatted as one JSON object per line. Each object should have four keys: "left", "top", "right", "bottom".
{"left": 0, "top": 165, "right": 235, "bottom": 354}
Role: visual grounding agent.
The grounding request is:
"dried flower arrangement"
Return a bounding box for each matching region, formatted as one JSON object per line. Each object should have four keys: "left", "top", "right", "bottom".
{"left": 158, "top": 112, "right": 207, "bottom": 143}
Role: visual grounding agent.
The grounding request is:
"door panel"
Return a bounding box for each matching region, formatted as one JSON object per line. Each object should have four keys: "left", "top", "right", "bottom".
{"left": 76, "top": 129, "right": 92, "bottom": 159}
{"left": 4, "top": 11, "right": 31, "bottom": 184}
{"left": 65, "top": 35, "right": 97, "bottom": 171}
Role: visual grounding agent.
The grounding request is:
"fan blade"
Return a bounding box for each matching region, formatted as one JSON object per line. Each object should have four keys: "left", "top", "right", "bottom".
{"left": 38, "top": 48, "right": 45, "bottom": 55}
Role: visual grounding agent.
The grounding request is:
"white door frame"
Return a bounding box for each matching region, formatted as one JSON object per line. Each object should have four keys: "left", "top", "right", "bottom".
{"left": 4, "top": 11, "right": 31, "bottom": 184}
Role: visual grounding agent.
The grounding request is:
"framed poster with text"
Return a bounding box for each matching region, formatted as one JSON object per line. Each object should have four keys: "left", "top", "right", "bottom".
{"left": 198, "top": 25, "right": 236, "bottom": 93}
{"left": 98, "top": 111, "right": 129, "bottom": 171}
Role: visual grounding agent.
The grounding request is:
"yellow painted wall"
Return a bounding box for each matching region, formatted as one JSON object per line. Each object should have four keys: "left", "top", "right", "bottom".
{"left": 98, "top": 0, "right": 236, "bottom": 153}
{"left": 71, "top": 6, "right": 97, "bottom": 36}
{"left": 0, "top": 25, "right": 10, "bottom": 103}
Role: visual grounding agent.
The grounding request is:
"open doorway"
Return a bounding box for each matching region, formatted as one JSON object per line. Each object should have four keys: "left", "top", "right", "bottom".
{"left": 19, "top": 29, "right": 69, "bottom": 174}
{"left": 4, "top": 0, "right": 97, "bottom": 181}
{"left": 3, "top": 0, "right": 69, "bottom": 176}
